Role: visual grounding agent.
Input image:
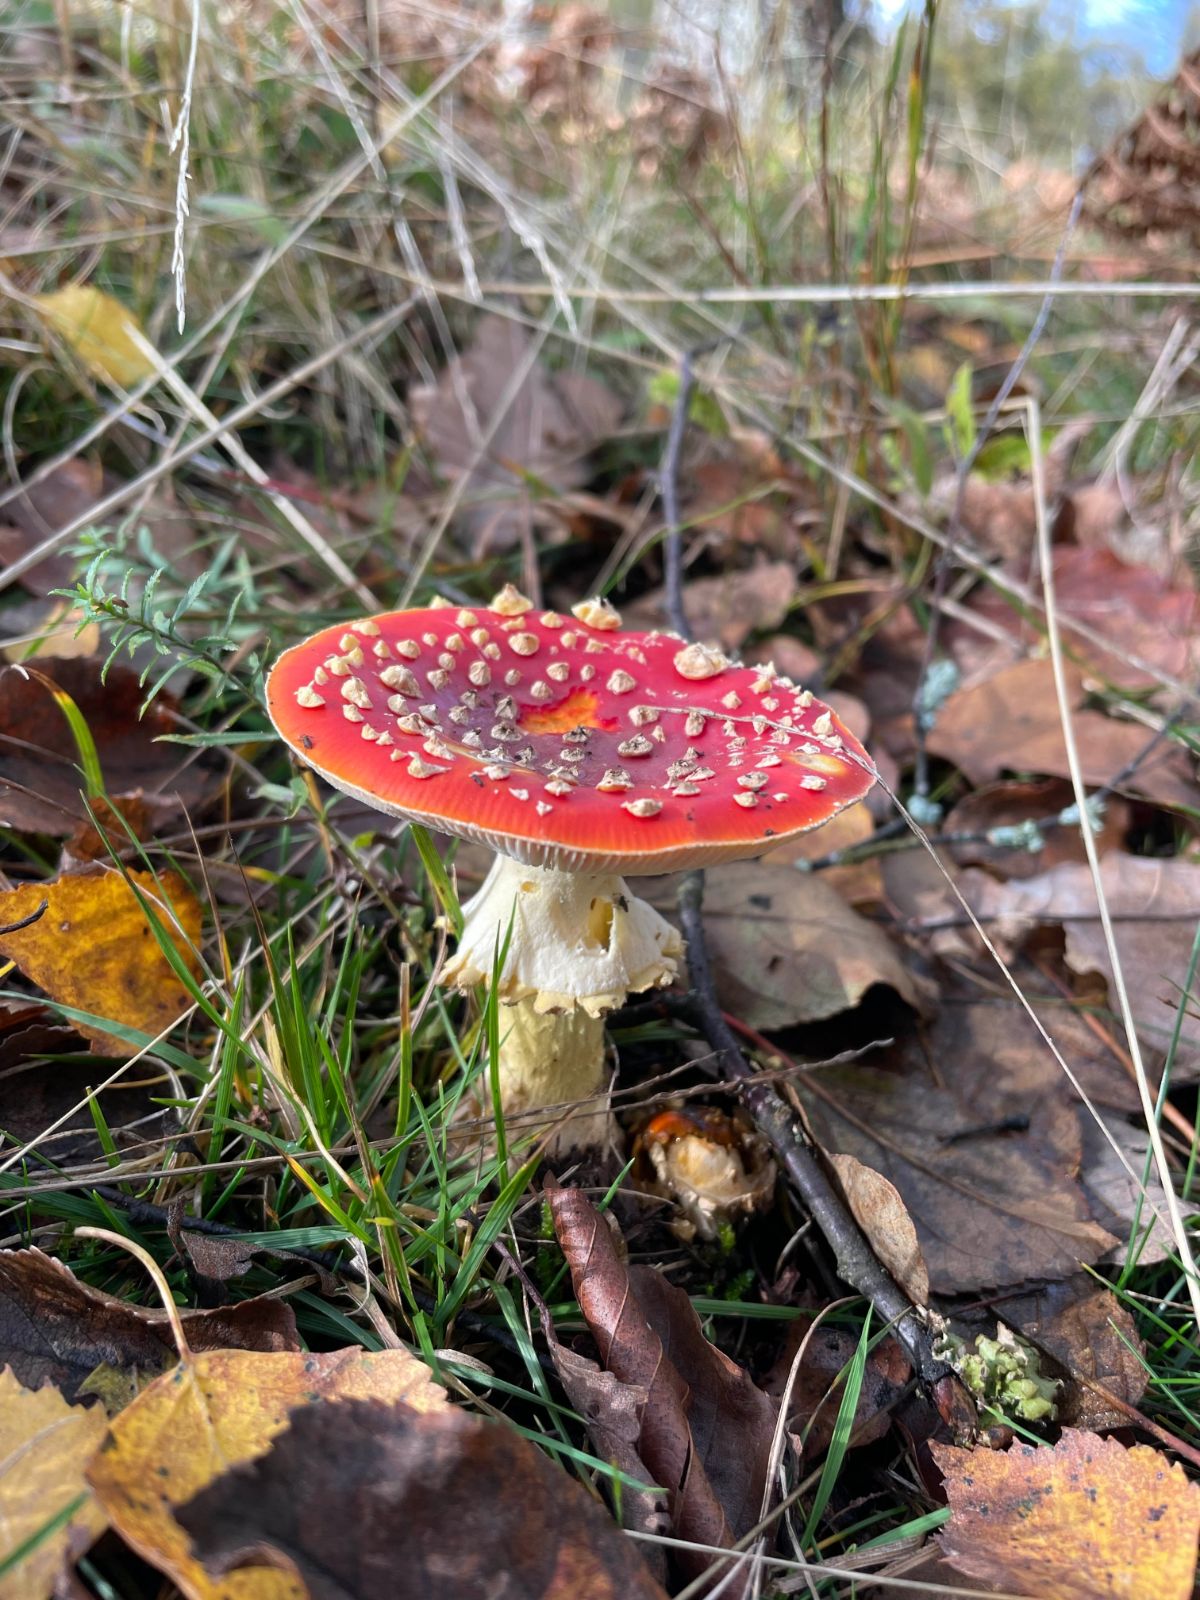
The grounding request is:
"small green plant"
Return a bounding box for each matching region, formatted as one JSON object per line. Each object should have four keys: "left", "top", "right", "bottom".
{"left": 59, "top": 526, "right": 257, "bottom": 709}
{"left": 935, "top": 1323, "right": 1061, "bottom": 1425}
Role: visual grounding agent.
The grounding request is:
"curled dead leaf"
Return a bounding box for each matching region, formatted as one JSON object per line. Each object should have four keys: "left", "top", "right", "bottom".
{"left": 0, "top": 1248, "right": 300, "bottom": 1406}
{"left": 956, "top": 546, "right": 1199, "bottom": 690}
{"left": 828, "top": 1152, "right": 930, "bottom": 1305}
{"left": 547, "top": 1182, "right": 776, "bottom": 1595}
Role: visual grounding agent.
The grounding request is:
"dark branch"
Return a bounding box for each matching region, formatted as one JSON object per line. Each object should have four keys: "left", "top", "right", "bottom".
{"left": 655, "top": 352, "right": 969, "bottom": 1422}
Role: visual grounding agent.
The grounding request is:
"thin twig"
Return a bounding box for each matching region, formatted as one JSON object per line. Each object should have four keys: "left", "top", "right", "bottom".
{"left": 675, "top": 873, "right": 958, "bottom": 1399}
{"left": 0, "top": 899, "right": 48, "bottom": 937}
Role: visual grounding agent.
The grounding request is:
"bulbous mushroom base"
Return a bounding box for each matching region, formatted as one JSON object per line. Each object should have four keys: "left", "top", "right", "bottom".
{"left": 444, "top": 855, "right": 682, "bottom": 1152}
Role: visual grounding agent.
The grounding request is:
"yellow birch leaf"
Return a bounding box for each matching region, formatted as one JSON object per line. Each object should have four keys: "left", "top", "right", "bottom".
{"left": 0, "top": 1368, "right": 109, "bottom": 1600}
{"left": 33, "top": 285, "right": 156, "bottom": 389}
{"left": 933, "top": 1430, "right": 1200, "bottom": 1600}
{"left": 0, "top": 868, "right": 203, "bottom": 1053}
{"left": 87, "top": 1346, "right": 447, "bottom": 1600}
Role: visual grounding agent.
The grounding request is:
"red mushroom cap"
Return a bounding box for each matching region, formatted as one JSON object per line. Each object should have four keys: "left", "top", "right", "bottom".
{"left": 266, "top": 594, "right": 876, "bottom": 873}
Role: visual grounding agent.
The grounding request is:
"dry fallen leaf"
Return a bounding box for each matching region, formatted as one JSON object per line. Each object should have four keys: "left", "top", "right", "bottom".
{"left": 764, "top": 1321, "right": 911, "bottom": 1462}
{"left": 926, "top": 657, "right": 1198, "bottom": 812}
{"left": 626, "top": 562, "right": 798, "bottom": 650}
{"left": 676, "top": 457, "right": 796, "bottom": 555}
{"left": 0, "top": 868, "right": 203, "bottom": 1053}
{"left": 798, "top": 1065, "right": 1116, "bottom": 1293}
{"left": 925, "top": 425, "right": 1082, "bottom": 562}
{"left": 0, "top": 658, "right": 214, "bottom": 835}
{"left": 176, "top": 1398, "right": 669, "bottom": 1600}
{"left": 548, "top": 1182, "right": 776, "bottom": 1595}
{"left": 828, "top": 1152, "right": 930, "bottom": 1305}
{"left": 537, "top": 1332, "right": 667, "bottom": 1579}
{"left": 762, "top": 799, "right": 882, "bottom": 904}
{"left": 0, "top": 1248, "right": 299, "bottom": 1406}
{"left": 88, "top": 1346, "right": 447, "bottom": 1600}
{"left": 0, "top": 458, "right": 103, "bottom": 594}
{"left": 911, "top": 975, "right": 1144, "bottom": 1118}
{"left": 33, "top": 285, "right": 157, "bottom": 390}
{"left": 410, "top": 314, "right": 620, "bottom": 552}
{"left": 1079, "top": 1114, "right": 1196, "bottom": 1267}
{"left": 928, "top": 855, "right": 1200, "bottom": 1075}
{"left": 933, "top": 1431, "right": 1200, "bottom": 1600}
{"left": 0, "top": 1367, "right": 109, "bottom": 1600}
{"left": 957, "top": 547, "right": 1199, "bottom": 690}
{"left": 641, "top": 863, "right": 925, "bottom": 1031}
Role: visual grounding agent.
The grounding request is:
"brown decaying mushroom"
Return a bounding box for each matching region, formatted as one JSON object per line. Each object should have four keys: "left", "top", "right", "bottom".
{"left": 635, "top": 1107, "right": 777, "bottom": 1241}
{"left": 266, "top": 586, "right": 876, "bottom": 1153}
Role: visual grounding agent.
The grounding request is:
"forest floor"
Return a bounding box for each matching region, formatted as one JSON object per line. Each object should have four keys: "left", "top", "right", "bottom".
{"left": 1, "top": 4, "right": 1200, "bottom": 1596}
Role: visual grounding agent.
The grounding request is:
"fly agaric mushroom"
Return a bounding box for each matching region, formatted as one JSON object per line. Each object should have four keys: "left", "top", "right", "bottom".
{"left": 266, "top": 588, "right": 875, "bottom": 1153}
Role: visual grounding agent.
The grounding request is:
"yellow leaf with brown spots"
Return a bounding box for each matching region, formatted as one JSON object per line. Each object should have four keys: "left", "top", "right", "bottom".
{"left": 86, "top": 1346, "right": 446, "bottom": 1600}
{"left": 34, "top": 285, "right": 156, "bottom": 390}
{"left": 933, "top": 1430, "right": 1200, "bottom": 1600}
{"left": 0, "top": 869, "right": 202, "bottom": 1053}
{"left": 0, "top": 1367, "right": 109, "bottom": 1600}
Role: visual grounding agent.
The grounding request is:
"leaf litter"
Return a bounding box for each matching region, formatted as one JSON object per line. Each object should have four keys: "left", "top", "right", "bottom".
{"left": 0, "top": 1249, "right": 299, "bottom": 1405}
{"left": 547, "top": 1183, "right": 776, "bottom": 1594}
{"left": 0, "top": 867, "right": 203, "bottom": 1052}
{"left": 5, "top": 404, "right": 1198, "bottom": 1597}
{"left": 0, "top": 657, "right": 215, "bottom": 836}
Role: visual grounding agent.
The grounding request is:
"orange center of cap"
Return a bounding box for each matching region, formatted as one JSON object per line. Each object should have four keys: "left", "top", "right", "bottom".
{"left": 519, "top": 688, "right": 607, "bottom": 736}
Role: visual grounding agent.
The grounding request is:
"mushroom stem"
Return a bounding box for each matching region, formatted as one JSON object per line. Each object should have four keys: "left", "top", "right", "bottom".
{"left": 491, "top": 1001, "right": 610, "bottom": 1155}
{"left": 443, "top": 854, "right": 682, "bottom": 1152}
